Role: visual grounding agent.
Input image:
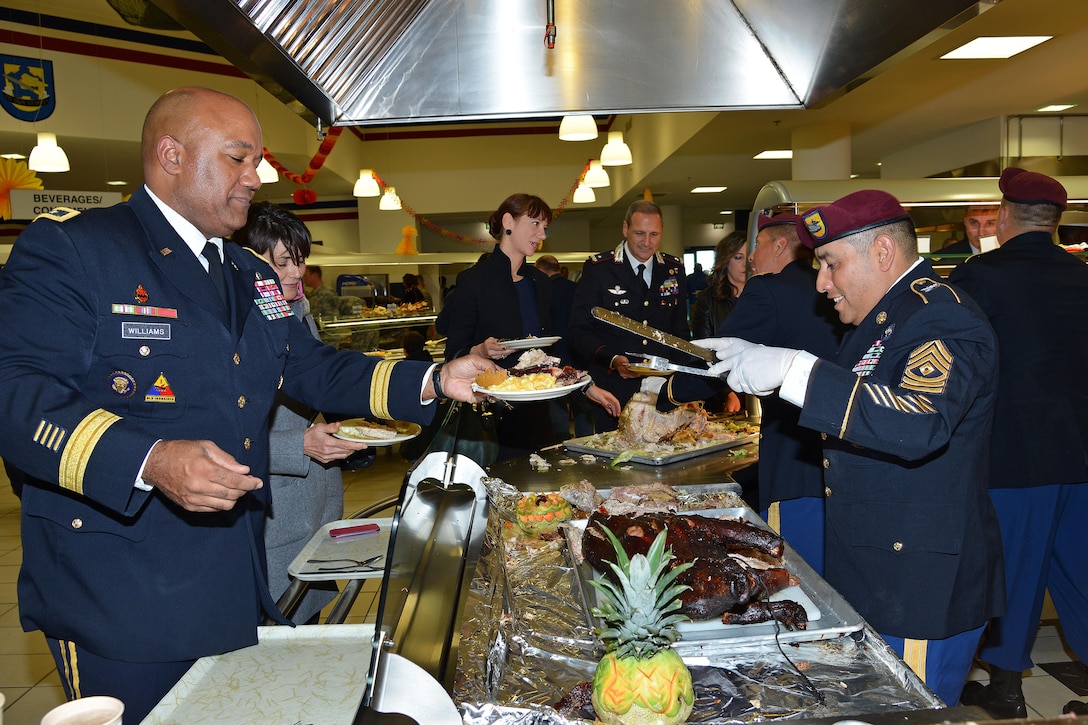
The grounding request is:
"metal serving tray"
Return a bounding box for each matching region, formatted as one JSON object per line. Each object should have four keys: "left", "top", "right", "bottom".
{"left": 563, "top": 432, "right": 758, "bottom": 466}
{"left": 564, "top": 507, "right": 865, "bottom": 648}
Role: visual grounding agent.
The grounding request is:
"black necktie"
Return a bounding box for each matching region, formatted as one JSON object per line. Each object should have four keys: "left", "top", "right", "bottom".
{"left": 636, "top": 263, "right": 648, "bottom": 289}
{"left": 202, "top": 241, "right": 228, "bottom": 308}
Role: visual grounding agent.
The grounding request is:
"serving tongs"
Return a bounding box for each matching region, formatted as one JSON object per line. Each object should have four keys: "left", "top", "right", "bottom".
{"left": 626, "top": 353, "right": 726, "bottom": 379}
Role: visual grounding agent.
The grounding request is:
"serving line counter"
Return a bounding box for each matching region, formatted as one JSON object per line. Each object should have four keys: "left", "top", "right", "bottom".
{"left": 146, "top": 440, "right": 985, "bottom": 725}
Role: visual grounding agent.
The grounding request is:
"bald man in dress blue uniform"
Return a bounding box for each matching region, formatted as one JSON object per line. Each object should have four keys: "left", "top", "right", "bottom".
{"left": 950, "top": 168, "right": 1088, "bottom": 719}
{"left": 657, "top": 212, "right": 845, "bottom": 573}
{"left": 0, "top": 87, "right": 492, "bottom": 722}
{"left": 701, "top": 190, "right": 1005, "bottom": 706}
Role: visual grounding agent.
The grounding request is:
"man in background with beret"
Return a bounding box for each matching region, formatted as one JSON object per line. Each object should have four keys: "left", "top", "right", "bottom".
{"left": 657, "top": 212, "right": 844, "bottom": 573}
{"left": 949, "top": 168, "right": 1088, "bottom": 718}
{"left": 702, "top": 189, "right": 1005, "bottom": 705}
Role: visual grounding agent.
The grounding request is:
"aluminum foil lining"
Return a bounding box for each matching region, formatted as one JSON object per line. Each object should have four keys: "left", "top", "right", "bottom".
{"left": 455, "top": 487, "right": 940, "bottom": 724}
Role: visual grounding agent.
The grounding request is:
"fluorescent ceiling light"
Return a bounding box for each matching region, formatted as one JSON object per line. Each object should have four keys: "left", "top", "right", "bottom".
{"left": 106, "top": 180, "right": 127, "bottom": 186}
{"left": 1038, "top": 104, "right": 1076, "bottom": 113}
{"left": 754, "top": 149, "right": 792, "bottom": 160}
{"left": 719, "top": 210, "right": 733, "bottom": 215}
{"left": 691, "top": 186, "right": 726, "bottom": 193}
{"left": 1, "top": 152, "right": 25, "bottom": 160}
{"left": 940, "top": 36, "right": 1050, "bottom": 60}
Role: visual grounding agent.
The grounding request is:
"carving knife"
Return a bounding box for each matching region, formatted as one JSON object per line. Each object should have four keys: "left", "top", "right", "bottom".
{"left": 591, "top": 307, "right": 716, "bottom": 363}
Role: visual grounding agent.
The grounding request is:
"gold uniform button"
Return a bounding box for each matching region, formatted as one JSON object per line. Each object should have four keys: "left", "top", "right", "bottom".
{"left": 642, "top": 339, "right": 648, "bottom": 346}
{"left": 822, "top": 457, "right": 830, "bottom": 469}
{"left": 820, "top": 432, "right": 827, "bottom": 441}
{"left": 893, "top": 541, "right": 904, "bottom": 552}
{"left": 824, "top": 486, "right": 832, "bottom": 497}
{"left": 237, "top": 395, "right": 246, "bottom": 408}
{"left": 233, "top": 352, "right": 241, "bottom": 365}
{"left": 244, "top": 437, "right": 251, "bottom": 450}
{"left": 139, "top": 345, "right": 150, "bottom": 357}
{"left": 71, "top": 518, "right": 83, "bottom": 529}
{"left": 643, "top": 300, "right": 649, "bottom": 307}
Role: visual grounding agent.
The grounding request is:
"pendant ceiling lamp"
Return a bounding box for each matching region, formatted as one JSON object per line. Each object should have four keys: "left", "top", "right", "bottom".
{"left": 256, "top": 157, "right": 279, "bottom": 183}
{"left": 558, "top": 114, "right": 598, "bottom": 141}
{"left": 28, "top": 132, "right": 70, "bottom": 172}
{"left": 583, "top": 160, "right": 610, "bottom": 188}
{"left": 600, "top": 131, "right": 632, "bottom": 166}
{"left": 379, "top": 186, "right": 402, "bottom": 210}
{"left": 573, "top": 182, "right": 596, "bottom": 203}
{"left": 353, "top": 169, "right": 380, "bottom": 197}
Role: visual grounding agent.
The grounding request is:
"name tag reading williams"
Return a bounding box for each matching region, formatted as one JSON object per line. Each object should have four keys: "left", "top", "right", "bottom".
{"left": 121, "top": 321, "right": 171, "bottom": 340}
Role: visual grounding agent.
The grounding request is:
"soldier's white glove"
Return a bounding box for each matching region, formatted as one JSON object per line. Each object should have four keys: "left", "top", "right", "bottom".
{"left": 709, "top": 343, "right": 801, "bottom": 396}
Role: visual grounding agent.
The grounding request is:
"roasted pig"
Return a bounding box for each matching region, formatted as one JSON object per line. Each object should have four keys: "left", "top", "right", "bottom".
{"left": 582, "top": 512, "right": 804, "bottom": 627}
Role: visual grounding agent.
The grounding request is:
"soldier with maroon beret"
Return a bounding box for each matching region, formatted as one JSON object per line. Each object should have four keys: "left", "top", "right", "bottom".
{"left": 950, "top": 168, "right": 1088, "bottom": 719}
{"left": 700, "top": 188, "right": 1005, "bottom": 705}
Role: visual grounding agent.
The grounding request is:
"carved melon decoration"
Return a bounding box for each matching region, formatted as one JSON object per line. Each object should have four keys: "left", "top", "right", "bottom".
{"left": 516, "top": 493, "right": 573, "bottom": 535}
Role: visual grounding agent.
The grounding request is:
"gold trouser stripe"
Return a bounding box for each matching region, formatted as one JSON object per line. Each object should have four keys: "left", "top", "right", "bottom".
{"left": 59, "top": 409, "right": 121, "bottom": 495}
{"left": 839, "top": 376, "right": 862, "bottom": 439}
{"left": 370, "top": 360, "right": 396, "bottom": 419}
{"left": 902, "top": 638, "right": 928, "bottom": 684}
{"left": 59, "top": 639, "right": 81, "bottom": 698}
{"left": 766, "top": 501, "right": 782, "bottom": 534}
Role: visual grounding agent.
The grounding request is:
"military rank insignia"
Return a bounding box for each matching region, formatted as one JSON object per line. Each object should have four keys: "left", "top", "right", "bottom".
{"left": 901, "top": 340, "right": 952, "bottom": 395}
{"left": 253, "top": 277, "right": 294, "bottom": 320}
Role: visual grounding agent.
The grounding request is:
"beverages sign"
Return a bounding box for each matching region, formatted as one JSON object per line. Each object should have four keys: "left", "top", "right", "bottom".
{"left": 10, "top": 189, "right": 122, "bottom": 219}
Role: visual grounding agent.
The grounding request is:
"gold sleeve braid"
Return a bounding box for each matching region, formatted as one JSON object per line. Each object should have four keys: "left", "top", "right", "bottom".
{"left": 369, "top": 360, "right": 398, "bottom": 420}
{"left": 58, "top": 409, "right": 121, "bottom": 495}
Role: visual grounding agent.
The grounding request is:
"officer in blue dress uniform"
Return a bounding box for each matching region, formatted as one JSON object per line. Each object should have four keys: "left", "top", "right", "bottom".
{"left": 702, "top": 189, "right": 1005, "bottom": 706}
{"left": 658, "top": 212, "right": 845, "bottom": 573}
{"left": 950, "top": 168, "right": 1088, "bottom": 718}
{"left": 0, "top": 87, "right": 491, "bottom": 722}
{"left": 568, "top": 200, "right": 690, "bottom": 430}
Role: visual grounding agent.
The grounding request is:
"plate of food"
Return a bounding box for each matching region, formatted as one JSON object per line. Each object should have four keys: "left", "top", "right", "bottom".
{"left": 498, "top": 335, "right": 562, "bottom": 350}
{"left": 472, "top": 348, "right": 591, "bottom": 401}
{"left": 333, "top": 419, "right": 422, "bottom": 446}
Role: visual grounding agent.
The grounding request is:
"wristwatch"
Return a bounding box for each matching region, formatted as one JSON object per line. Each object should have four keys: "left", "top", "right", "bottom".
{"left": 431, "top": 364, "right": 445, "bottom": 399}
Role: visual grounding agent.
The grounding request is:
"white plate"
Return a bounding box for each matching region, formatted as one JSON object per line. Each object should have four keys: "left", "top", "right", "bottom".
{"left": 498, "top": 336, "right": 562, "bottom": 350}
{"left": 333, "top": 419, "right": 422, "bottom": 446}
{"left": 472, "top": 377, "right": 591, "bottom": 401}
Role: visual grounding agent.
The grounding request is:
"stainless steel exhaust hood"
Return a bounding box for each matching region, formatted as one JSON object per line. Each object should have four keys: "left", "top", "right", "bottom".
{"left": 149, "top": 0, "right": 980, "bottom": 127}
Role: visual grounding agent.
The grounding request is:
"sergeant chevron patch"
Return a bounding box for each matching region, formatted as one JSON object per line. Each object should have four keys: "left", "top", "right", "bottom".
{"left": 901, "top": 340, "right": 952, "bottom": 395}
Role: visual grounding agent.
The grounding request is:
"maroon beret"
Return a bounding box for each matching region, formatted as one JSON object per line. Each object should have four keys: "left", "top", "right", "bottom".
{"left": 999, "top": 167, "right": 1066, "bottom": 210}
{"left": 799, "top": 190, "right": 912, "bottom": 248}
{"left": 757, "top": 211, "right": 799, "bottom": 231}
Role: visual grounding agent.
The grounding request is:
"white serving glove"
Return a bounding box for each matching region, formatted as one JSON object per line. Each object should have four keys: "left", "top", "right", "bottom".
{"left": 700, "top": 338, "right": 801, "bottom": 396}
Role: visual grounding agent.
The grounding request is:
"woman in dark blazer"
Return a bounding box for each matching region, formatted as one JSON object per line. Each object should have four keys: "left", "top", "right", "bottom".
{"left": 444, "top": 194, "right": 619, "bottom": 459}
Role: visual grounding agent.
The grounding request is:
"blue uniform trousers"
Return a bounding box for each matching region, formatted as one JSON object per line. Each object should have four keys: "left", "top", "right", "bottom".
{"left": 47, "top": 637, "right": 195, "bottom": 724}
{"left": 762, "top": 496, "right": 824, "bottom": 576}
{"left": 978, "top": 483, "right": 1088, "bottom": 671}
{"left": 883, "top": 623, "right": 986, "bottom": 706}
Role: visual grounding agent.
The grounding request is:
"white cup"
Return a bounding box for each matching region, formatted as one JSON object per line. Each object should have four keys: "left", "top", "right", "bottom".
{"left": 40, "top": 696, "right": 124, "bottom": 725}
